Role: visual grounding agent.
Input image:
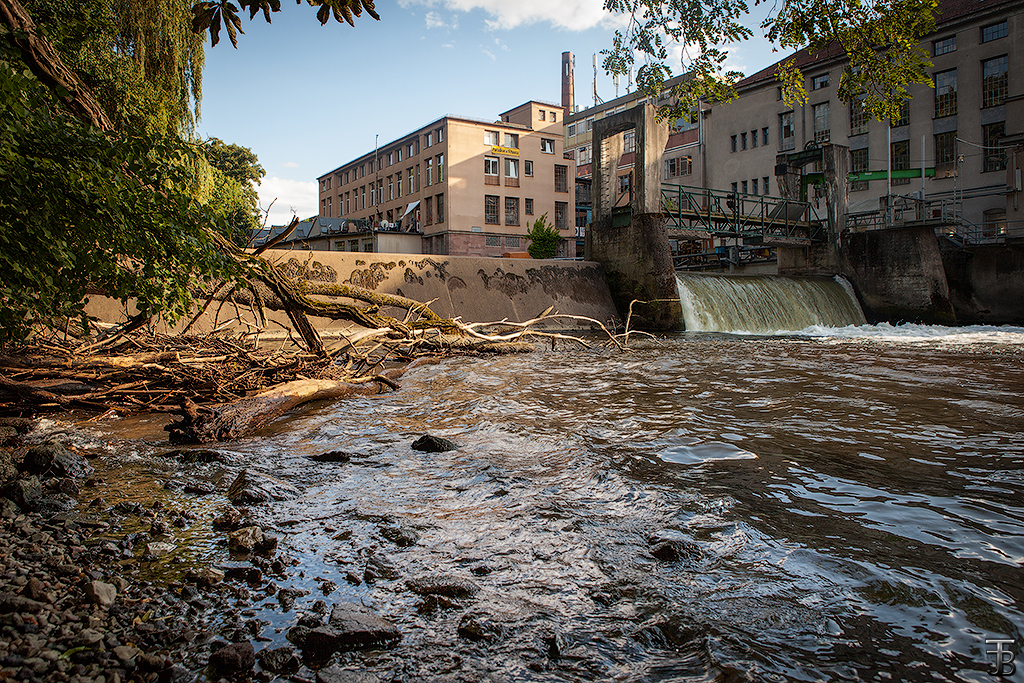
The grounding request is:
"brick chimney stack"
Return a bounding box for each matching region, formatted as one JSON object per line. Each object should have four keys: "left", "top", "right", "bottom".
{"left": 561, "top": 51, "right": 575, "bottom": 116}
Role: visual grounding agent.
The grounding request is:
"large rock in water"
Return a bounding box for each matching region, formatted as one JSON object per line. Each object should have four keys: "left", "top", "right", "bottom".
{"left": 227, "top": 469, "right": 300, "bottom": 505}
{"left": 411, "top": 435, "right": 457, "bottom": 452}
{"left": 19, "top": 442, "right": 94, "bottom": 478}
{"left": 300, "top": 603, "right": 400, "bottom": 660}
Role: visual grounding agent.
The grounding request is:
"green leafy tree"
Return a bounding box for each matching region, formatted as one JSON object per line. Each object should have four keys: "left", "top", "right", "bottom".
{"left": 201, "top": 137, "right": 265, "bottom": 242}
{"left": 602, "top": 0, "right": 937, "bottom": 122}
{"left": 526, "top": 214, "right": 561, "bottom": 260}
{"left": 0, "top": 41, "right": 239, "bottom": 341}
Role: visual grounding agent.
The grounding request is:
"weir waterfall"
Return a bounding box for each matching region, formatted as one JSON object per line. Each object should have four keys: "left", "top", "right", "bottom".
{"left": 676, "top": 274, "right": 867, "bottom": 333}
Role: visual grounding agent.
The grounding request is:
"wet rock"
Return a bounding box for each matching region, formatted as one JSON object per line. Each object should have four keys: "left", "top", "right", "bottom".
{"left": 228, "top": 526, "right": 264, "bottom": 552}
{"left": 145, "top": 541, "right": 175, "bottom": 556}
{"left": 277, "top": 587, "right": 310, "bottom": 611}
{"left": 209, "top": 641, "right": 255, "bottom": 675}
{"left": 19, "top": 442, "right": 94, "bottom": 479}
{"left": 411, "top": 434, "right": 458, "bottom": 452}
{"left": 286, "top": 625, "right": 312, "bottom": 647}
{"left": 300, "top": 603, "right": 400, "bottom": 658}
{"left": 113, "top": 645, "right": 140, "bottom": 662}
{"left": 363, "top": 555, "right": 400, "bottom": 582}
{"left": 307, "top": 451, "right": 352, "bottom": 463}
{"left": 84, "top": 581, "right": 116, "bottom": 607}
{"left": 257, "top": 645, "right": 300, "bottom": 674}
{"left": 379, "top": 523, "right": 419, "bottom": 547}
{"left": 416, "top": 594, "right": 463, "bottom": 613}
{"left": 161, "top": 449, "right": 232, "bottom": 464}
{"left": 72, "top": 628, "right": 105, "bottom": 646}
{"left": 227, "top": 469, "right": 300, "bottom": 505}
{"left": 213, "top": 506, "right": 247, "bottom": 530}
{"left": 650, "top": 538, "right": 704, "bottom": 563}
{"left": 457, "top": 613, "right": 506, "bottom": 642}
{"left": 225, "top": 566, "right": 263, "bottom": 585}
{"left": 317, "top": 667, "right": 381, "bottom": 683}
{"left": 2, "top": 476, "right": 42, "bottom": 510}
{"left": 406, "top": 575, "right": 479, "bottom": 599}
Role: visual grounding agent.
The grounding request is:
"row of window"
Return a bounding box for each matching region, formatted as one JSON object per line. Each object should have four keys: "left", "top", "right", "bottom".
{"left": 730, "top": 177, "right": 772, "bottom": 196}
{"left": 933, "top": 20, "right": 1007, "bottom": 56}
{"left": 330, "top": 155, "right": 447, "bottom": 217}
{"left": 483, "top": 196, "right": 569, "bottom": 229}
{"left": 482, "top": 158, "right": 570, "bottom": 192}
{"left": 537, "top": 108, "right": 558, "bottom": 122}
{"left": 320, "top": 127, "right": 447, "bottom": 192}
{"left": 935, "top": 57, "right": 1008, "bottom": 118}
{"left": 848, "top": 122, "right": 1007, "bottom": 191}
{"left": 731, "top": 127, "right": 771, "bottom": 152}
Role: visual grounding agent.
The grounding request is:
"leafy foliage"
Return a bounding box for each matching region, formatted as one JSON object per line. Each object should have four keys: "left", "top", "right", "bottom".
{"left": 526, "top": 214, "right": 561, "bottom": 260}
{"left": 24, "top": 0, "right": 204, "bottom": 137}
{"left": 191, "top": 0, "right": 379, "bottom": 47}
{"left": 201, "top": 137, "right": 265, "bottom": 242}
{"left": 0, "top": 40, "right": 240, "bottom": 342}
{"left": 602, "top": 0, "right": 937, "bottom": 122}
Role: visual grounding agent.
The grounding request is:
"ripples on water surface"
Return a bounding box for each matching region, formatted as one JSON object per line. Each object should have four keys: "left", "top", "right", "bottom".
{"left": 90, "top": 325, "right": 1024, "bottom": 681}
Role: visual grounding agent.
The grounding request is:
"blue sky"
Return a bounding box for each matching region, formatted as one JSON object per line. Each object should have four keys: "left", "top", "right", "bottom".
{"left": 196, "top": 0, "right": 779, "bottom": 226}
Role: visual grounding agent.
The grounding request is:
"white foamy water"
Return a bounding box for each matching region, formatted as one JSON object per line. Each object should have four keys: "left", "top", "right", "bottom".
{"left": 744, "top": 322, "right": 1024, "bottom": 345}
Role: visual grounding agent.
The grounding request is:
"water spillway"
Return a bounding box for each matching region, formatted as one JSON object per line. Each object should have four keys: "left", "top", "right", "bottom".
{"left": 676, "top": 274, "right": 866, "bottom": 333}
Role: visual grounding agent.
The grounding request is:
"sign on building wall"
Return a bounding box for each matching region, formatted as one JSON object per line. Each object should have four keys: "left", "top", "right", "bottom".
{"left": 491, "top": 145, "right": 520, "bottom": 156}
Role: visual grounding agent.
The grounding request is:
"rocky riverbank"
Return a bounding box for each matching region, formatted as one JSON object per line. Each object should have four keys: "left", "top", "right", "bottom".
{"left": 0, "top": 418, "right": 441, "bottom": 683}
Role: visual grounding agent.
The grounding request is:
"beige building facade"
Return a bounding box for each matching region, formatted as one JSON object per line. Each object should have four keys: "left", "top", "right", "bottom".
{"left": 317, "top": 101, "right": 576, "bottom": 257}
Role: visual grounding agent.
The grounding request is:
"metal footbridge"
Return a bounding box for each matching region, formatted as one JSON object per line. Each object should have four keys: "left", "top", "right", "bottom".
{"left": 660, "top": 184, "right": 825, "bottom": 246}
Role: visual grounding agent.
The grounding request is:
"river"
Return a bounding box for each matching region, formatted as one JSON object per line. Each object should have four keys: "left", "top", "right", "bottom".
{"left": 71, "top": 320, "right": 1024, "bottom": 682}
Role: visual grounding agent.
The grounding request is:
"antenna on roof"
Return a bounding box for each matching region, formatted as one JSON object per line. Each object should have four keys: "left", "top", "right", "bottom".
{"left": 593, "top": 54, "right": 603, "bottom": 106}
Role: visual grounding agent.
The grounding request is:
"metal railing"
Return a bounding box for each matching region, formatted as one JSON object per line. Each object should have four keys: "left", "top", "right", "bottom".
{"left": 845, "top": 195, "right": 1022, "bottom": 246}
{"left": 661, "top": 184, "right": 824, "bottom": 243}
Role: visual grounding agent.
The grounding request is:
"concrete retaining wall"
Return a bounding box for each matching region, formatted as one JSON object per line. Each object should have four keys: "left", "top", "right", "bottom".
{"left": 940, "top": 242, "right": 1024, "bottom": 325}
{"left": 839, "top": 226, "right": 956, "bottom": 325}
{"left": 86, "top": 252, "right": 621, "bottom": 337}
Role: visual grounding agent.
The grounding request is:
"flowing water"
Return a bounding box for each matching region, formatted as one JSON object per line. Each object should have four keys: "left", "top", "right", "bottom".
{"left": 78, "top": 321, "right": 1024, "bottom": 682}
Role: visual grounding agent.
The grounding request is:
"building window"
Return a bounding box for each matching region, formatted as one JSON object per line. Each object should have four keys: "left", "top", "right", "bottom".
{"left": 345, "top": 192, "right": 350, "bottom": 215}
{"left": 851, "top": 148, "right": 869, "bottom": 191}
{"left": 504, "top": 133, "right": 519, "bottom": 149}
{"left": 525, "top": 160, "right": 534, "bottom": 177}
{"left": 436, "top": 154, "right": 444, "bottom": 183}
{"left": 485, "top": 195, "right": 499, "bottom": 224}
{"left": 741, "top": 132, "right": 748, "bottom": 150}
{"left": 731, "top": 135, "right": 737, "bottom": 152}
{"left": 437, "top": 127, "right": 443, "bottom": 143}
{"left": 424, "top": 196, "right": 433, "bottom": 226}
{"left": 539, "top": 109, "right": 546, "bottom": 121}
{"left": 567, "top": 123, "right": 577, "bottom": 137}
{"left": 983, "top": 122, "right": 1006, "bottom": 172}
{"left": 407, "top": 168, "right": 414, "bottom": 195}
{"left": 551, "top": 111, "right": 557, "bottom": 122}
{"left": 618, "top": 174, "right": 631, "bottom": 198}
{"left": 762, "top": 126, "right": 769, "bottom": 145}
{"left": 983, "top": 209, "right": 1007, "bottom": 236}
{"left": 425, "top": 158, "right": 433, "bottom": 186}
{"left": 555, "top": 165, "right": 569, "bottom": 192}
{"left": 485, "top": 156, "right": 499, "bottom": 185}
{"left": 327, "top": 197, "right": 332, "bottom": 215}
{"left": 850, "top": 96, "right": 868, "bottom": 136}
{"left": 780, "top": 112, "right": 795, "bottom": 150}
{"left": 397, "top": 148, "right": 402, "bottom": 163}
{"left": 506, "top": 236, "right": 521, "bottom": 248}
{"left": 935, "top": 131, "right": 956, "bottom": 167}
{"left": 741, "top": 180, "right": 748, "bottom": 194}
{"left": 933, "top": 36, "right": 956, "bottom": 56}
{"left": 586, "top": 117, "right": 594, "bottom": 131}
{"left": 665, "top": 156, "right": 692, "bottom": 178}
{"left": 934, "top": 69, "right": 957, "bottom": 117}
{"left": 505, "top": 158, "right": 519, "bottom": 187}
{"left": 555, "top": 202, "right": 568, "bottom": 230}
{"left": 541, "top": 138, "right": 555, "bottom": 154}
{"left": 485, "top": 130, "right": 499, "bottom": 146}
{"left": 387, "top": 175, "right": 393, "bottom": 201}
{"left": 812, "top": 73, "right": 830, "bottom": 90}
{"left": 813, "top": 102, "right": 830, "bottom": 143}
{"left": 505, "top": 197, "right": 520, "bottom": 226}
{"left": 486, "top": 235, "right": 501, "bottom": 247}
{"left": 349, "top": 239, "right": 359, "bottom": 252}
{"left": 981, "top": 21, "right": 1007, "bottom": 42}
{"left": 436, "top": 193, "right": 444, "bottom": 223}
{"left": 731, "top": 182, "right": 738, "bottom": 193}
{"left": 624, "top": 130, "right": 635, "bottom": 154}
{"left": 982, "top": 56, "right": 1008, "bottom": 108}
{"left": 396, "top": 172, "right": 402, "bottom": 198}
{"left": 525, "top": 198, "right": 534, "bottom": 215}
{"left": 425, "top": 132, "right": 432, "bottom": 148}
{"left": 360, "top": 186, "right": 366, "bottom": 210}
{"left": 751, "top": 178, "right": 758, "bottom": 195}
{"left": 751, "top": 130, "right": 758, "bottom": 148}
{"left": 890, "top": 100, "right": 910, "bottom": 127}
{"left": 763, "top": 176, "right": 769, "bottom": 194}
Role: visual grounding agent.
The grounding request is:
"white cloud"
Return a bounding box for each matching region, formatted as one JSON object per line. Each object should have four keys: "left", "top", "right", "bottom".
{"left": 442, "top": 42, "right": 455, "bottom": 48}
{"left": 283, "top": 161, "right": 299, "bottom": 169}
{"left": 257, "top": 176, "right": 318, "bottom": 227}
{"left": 425, "top": 11, "right": 448, "bottom": 28}
{"left": 403, "top": 0, "right": 615, "bottom": 32}
{"left": 481, "top": 48, "right": 496, "bottom": 60}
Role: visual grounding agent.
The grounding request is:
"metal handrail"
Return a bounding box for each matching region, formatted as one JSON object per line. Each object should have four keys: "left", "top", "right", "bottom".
{"left": 660, "top": 184, "right": 822, "bottom": 243}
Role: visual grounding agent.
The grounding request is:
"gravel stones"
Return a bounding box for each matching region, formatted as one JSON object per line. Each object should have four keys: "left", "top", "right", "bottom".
{"left": 227, "top": 469, "right": 300, "bottom": 504}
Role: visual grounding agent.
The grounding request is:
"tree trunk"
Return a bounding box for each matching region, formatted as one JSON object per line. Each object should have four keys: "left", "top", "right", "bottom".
{"left": 0, "top": 0, "right": 113, "bottom": 130}
{"left": 164, "top": 370, "right": 405, "bottom": 444}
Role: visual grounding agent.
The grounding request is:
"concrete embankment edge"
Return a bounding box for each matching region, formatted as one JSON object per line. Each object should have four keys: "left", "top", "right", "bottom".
{"left": 86, "top": 251, "right": 622, "bottom": 336}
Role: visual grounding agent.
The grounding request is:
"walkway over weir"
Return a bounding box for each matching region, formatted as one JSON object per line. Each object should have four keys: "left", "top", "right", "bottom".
{"left": 660, "top": 184, "right": 825, "bottom": 246}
